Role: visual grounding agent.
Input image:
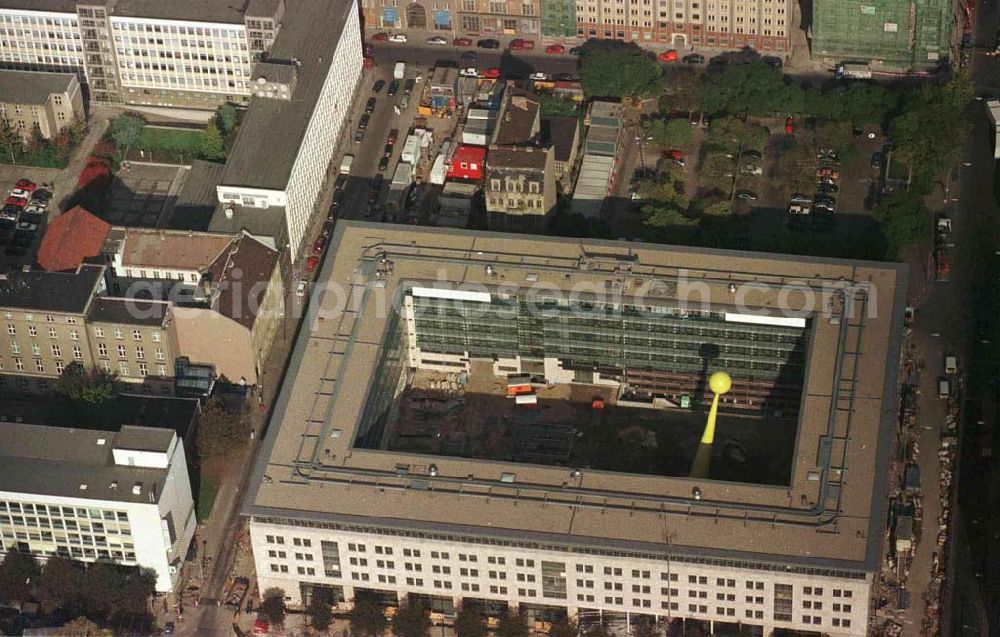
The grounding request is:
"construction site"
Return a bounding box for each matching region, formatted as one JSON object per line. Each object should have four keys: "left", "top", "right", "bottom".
{"left": 381, "top": 363, "right": 799, "bottom": 486}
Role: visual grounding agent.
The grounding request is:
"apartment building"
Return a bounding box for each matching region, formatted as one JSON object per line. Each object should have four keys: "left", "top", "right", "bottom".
{"left": 363, "top": 0, "right": 456, "bottom": 31}
{"left": 573, "top": 0, "right": 791, "bottom": 51}
{"left": 244, "top": 222, "right": 905, "bottom": 636}
{"left": 85, "top": 296, "right": 176, "bottom": 392}
{"left": 454, "top": 0, "right": 541, "bottom": 36}
{"left": 0, "top": 69, "right": 84, "bottom": 139}
{"left": 215, "top": 0, "right": 362, "bottom": 262}
{"left": 0, "top": 423, "right": 195, "bottom": 592}
{"left": 0, "top": 0, "right": 285, "bottom": 108}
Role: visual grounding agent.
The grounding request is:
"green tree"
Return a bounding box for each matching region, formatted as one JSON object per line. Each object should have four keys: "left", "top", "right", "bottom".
{"left": 259, "top": 587, "right": 287, "bottom": 627}
{"left": 57, "top": 364, "right": 117, "bottom": 404}
{"left": 496, "top": 611, "right": 530, "bottom": 637}
{"left": 0, "top": 550, "right": 40, "bottom": 602}
{"left": 644, "top": 118, "right": 693, "bottom": 147}
{"left": 454, "top": 607, "right": 487, "bottom": 637}
{"left": 698, "top": 197, "right": 732, "bottom": 217}
{"left": 704, "top": 116, "right": 768, "bottom": 152}
{"left": 349, "top": 597, "right": 388, "bottom": 637}
{"left": 550, "top": 619, "right": 579, "bottom": 637}
{"left": 631, "top": 618, "right": 660, "bottom": 637}
{"left": 582, "top": 624, "right": 614, "bottom": 637}
{"left": 37, "top": 556, "right": 86, "bottom": 611}
{"left": 538, "top": 94, "right": 578, "bottom": 118}
{"left": 217, "top": 103, "right": 238, "bottom": 135}
{"left": 196, "top": 399, "right": 250, "bottom": 457}
{"left": 392, "top": 602, "right": 431, "bottom": 637}
{"left": 109, "top": 113, "right": 145, "bottom": 160}
{"left": 889, "top": 75, "right": 973, "bottom": 188}
{"left": 641, "top": 202, "right": 696, "bottom": 229}
{"left": 698, "top": 60, "right": 805, "bottom": 116}
{"left": 199, "top": 121, "right": 226, "bottom": 162}
{"left": 580, "top": 46, "right": 662, "bottom": 99}
{"left": 0, "top": 119, "right": 23, "bottom": 164}
{"left": 307, "top": 588, "right": 335, "bottom": 631}
{"left": 61, "top": 617, "right": 113, "bottom": 637}
{"left": 874, "top": 190, "right": 932, "bottom": 259}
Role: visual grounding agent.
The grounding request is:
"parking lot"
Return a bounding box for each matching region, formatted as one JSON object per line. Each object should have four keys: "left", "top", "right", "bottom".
{"left": 0, "top": 174, "right": 56, "bottom": 268}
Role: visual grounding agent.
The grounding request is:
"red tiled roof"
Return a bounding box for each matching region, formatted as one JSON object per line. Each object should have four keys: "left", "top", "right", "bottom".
{"left": 37, "top": 206, "right": 111, "bottom": 273}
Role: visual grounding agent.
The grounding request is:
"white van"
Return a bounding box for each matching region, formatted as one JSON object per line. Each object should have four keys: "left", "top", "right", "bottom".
{"left": 339, "top": 154, "right": 354, "bottom": 175}
{"left": 394, "top": 61, "right": 406, "bottom": 80}
{"left": 944, "top": 354, "right": 957, "bottom": 375}
{"left": 938, "top": 377, "right": 951, "bottom": 399}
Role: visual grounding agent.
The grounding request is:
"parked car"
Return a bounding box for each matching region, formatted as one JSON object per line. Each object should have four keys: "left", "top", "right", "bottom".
{"left": 568, "top": 46, "right": 583, "bottom": 55}
{"left": 426, "top": 36, "right": 448, "bottom": 45}
{"left": 682, "top": 53, "right": 705, "bottom": 64}
{"left": 0, "top": 204, "right": 19, "bottom": 222}
{"left": 784, "top": 117, "right": 794, "bottom": 134}
{"left": 9, "top": 188, "right": 31, "bottom": 199}
{"left": 14, "top": 179, "right": 36, "bottom": 192}
{"left": 552, "top": 72, "right": 577, "bottom": 82}
{"left": 369, "top": 175, "right": 383, "bottom": 203}
{"left": 371, "top": 32, "right": 389, "bottom": 42}
{"left": 545, "top": 44, "right": 565, "bottom": 54}
{"left": 403, "top": 78, "right": 415, "bottom": 95}
{"left": 4, "top": 196, "right": 27, "bottom": 207}
{"left": 372, "top": 79, "right": 385, "bottom": 93}
{"left": 378, "top": 155, "right": 390, "bottom": 172}
{"left": 453, "top": 37, "right": 473, "bottom": 46}
{"left": 658, "top": 50, "right": 678, "bottom": 62}
{"left": 509, "top": 38, "right": 534, "bottom": 50}
{"left": 816, "top": 167, "right": 839, "bottom": 179}
{"left": 818, "top": 182, "right": 839, "bottom": 194}
{"left": 480, "top": 67, "right": 501, "bottom": 79}
{"left": 164, "top": 621, "right": 175, "bottom": 635}
{"left": 363, "top": 43, "right": 374, "bottom": 56}
{"left": 29, "top": 189, "right": 51, "bottom": 203}
{"left": 529, "top": 72, "right": 549, "bottom": 81}
{"left": 387, "top": 128, "right": 399, "bottom": 145}
{"left": 664, "top": 149, "right": 685, "bottom": 166}
{"left": 398, "top": 94, "right": 409, "bottom": 110}
{"left": 790, "top": 193, "right": 812, "bottom": 204}
{"left": 16, "top": 221, "right": 38, "bottom": 233}
{"left": 388, "top": 33, "right": 408, "bottom": 43}
{"left": 387, "top": 80, "right": 400, "bottom": 95}
{"left": 22, "top": 204, "right": 44, "bottom": 216}
{"left": 313, "top": 236, "right": 327, "bottom": 255}
{"left": 365, "top": 97, "right": 377, "bottom": 113}
{"left": 477, "top": 38, "right": 500, "bottom": 49}
{"left": 736, "top": 190, "right": 758, "bottom": 201}
{"left": 870, "top": 151, "right": 884, "bottom": 169}
{"left": 460, "top": 50, "right": 478, "bottom": 64}
{"left": 359, "top": 113, "right": 370, "bottom": 130}
{"left": 688, "top": 111, "right": 702, "bottom": 126}
{"left": 460, "top": 67, "right": 478, "bottom": 77}
{"left": 354, "top": 128, "right": 365, "bottom": 143}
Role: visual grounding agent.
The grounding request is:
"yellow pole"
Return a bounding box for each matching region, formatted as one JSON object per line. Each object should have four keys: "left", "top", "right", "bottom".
{"left": 690, "top": 371, "right": 731, "bottom": 479}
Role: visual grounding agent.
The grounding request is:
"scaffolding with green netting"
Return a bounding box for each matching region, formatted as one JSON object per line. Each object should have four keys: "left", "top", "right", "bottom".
{"left": 541, "top": 0, "right": 576, "bottom": 37}
{"left": 811, "top": 0, "right": 954, "bottom": 71}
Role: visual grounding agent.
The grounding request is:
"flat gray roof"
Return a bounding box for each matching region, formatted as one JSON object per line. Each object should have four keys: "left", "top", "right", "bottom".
{"left": 167, "top": 161, "right": 226, "bottom": 231}
{"left": 0, "top": 0, "right": 78, "bottom": 13}
{"left": 245, "top": 222, "right": 906, "bottom": 572}
{"left": 0, "top": 422, "right": 172, "bottom": 504}
{"left": 0, "top": 265, "right": 104, "bottom": 315}
{"left": 0, "top": 70, "right": 75, "bottom": 105}
{"left": 219, "top": 0, "right": 353, "bottom": 190}
{"left": 109, "top": 0, "right": 248, "bottom": 24}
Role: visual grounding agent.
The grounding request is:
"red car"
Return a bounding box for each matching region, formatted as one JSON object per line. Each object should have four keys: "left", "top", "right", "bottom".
{"left": 453, "top": 37, "right": 473, "bottom": 46}
{"left": 305, "top": 255, "right": 320, "bottom": 273}
{"left": 481, "top": 67, "right": 501, "bottom": 79}
{"left": 363, "top": 57, "right": 375, "bottom": 70}
{"left": 371, "top": 32, "right": 389, "bottom": 42}
{"left": 313, "top": 236, "right": 327, "bottom": 255}
{"left": 784, "top": 117, "right": 795, "bottom": 134}
{"left": 509, "top": 38, "right": 534, "bottom": 51}
{"left": 4, "top": 196, "right": 27, "bottom": 207}
{"left": 545, "top": 43, "right": 565, "bottom": 54}
{"left": 14, "top": 179, "right": 36, "bottom": 192}
{"left": 658, "top": 50, "right": 678, "bottom": 62}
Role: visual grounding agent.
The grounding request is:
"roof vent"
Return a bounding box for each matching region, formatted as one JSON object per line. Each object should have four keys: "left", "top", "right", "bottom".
{"left": 500, "top": 472, "right": 516, "bottom": 483}
{"left": 428, "top": 464, "right": 438, "bottom": 477}
{"left": 109, "top": 481, "right": 118, "bottom": 490}
{"left": 97, "top": 438, "right": 106, "bottom": 446}
{"left": 132, "top": 483, "right": 142, "bottom": 495}
{"left": 224, "top": 207, "right": 235, "bottom": 219}
{"left": 79, "top": 484, "right": 88, "bottom": 491}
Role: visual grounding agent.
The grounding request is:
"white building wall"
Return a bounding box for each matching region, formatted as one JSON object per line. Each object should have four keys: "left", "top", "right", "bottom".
{"left": 282, "top": 1, "right": 362, "bottom": 261}
{"left": 0, "top": 9, "right": 84, "bottom": 74}
{"left": 156, "top": 440, "right": 197, "bottom": 576}
{"left": 109, "top": 16, "right": 252, "bottom": 97}
{"left": 248, "top": 519, "right": 871, "bottom": 636}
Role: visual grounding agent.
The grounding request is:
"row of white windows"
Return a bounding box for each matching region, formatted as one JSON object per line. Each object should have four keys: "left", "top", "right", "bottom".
{"left": 111, "top": 23, "right": 245, "bottom": 39}
{"left": 0, "top": 357, "right": 165, "bottom": 377}
{"left": 4, "top": 325, "right": 162, "bottom": 342}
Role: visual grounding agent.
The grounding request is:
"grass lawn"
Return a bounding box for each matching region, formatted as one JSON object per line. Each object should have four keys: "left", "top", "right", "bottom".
{"left": 196, "top": 476, "right": 219, "bottom": 521}
{"left": 131, "top": 127, "right": 204, "bottom": 163}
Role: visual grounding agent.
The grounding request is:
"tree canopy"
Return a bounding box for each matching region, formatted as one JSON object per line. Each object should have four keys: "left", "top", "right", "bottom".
{"left": 306, "top": 588, "right": 335, "bottom": 631}
{"left": 496, "top": 611, "right": 530, "bottom": 637}
{"left": 199, "top": 121, "right": 226, "bottom": 162}
{"left": 644, "top": 118, "right": 693, "bottom": 147}
{"left": 109, "top": 113, "right": 145, "bottom": 160}
{"left": 0, "top": 550, "right": 41, "bottom": 603}
{"left": 196, "top": 398, "right": 249, "bottom": 458}
{"left": 57, "top": 364, "right": 117, "bottom": 404}
{"left": 454, "top": 608, "right": 487, "bottom": 637}
{"left": 580, "top": 46, "right": 662, "bottom": 99}
{"left": 699, "top": 61, "right": 804, "bottom": 116}
{"left": 259, "top": 588, "right": 286, "bottom": 627}
{"left": 874, "top": 191, "right": 932, "bottom": 259}
{"left": 392, "top": 602, "right": 431, "bottom": 637}
{"left": 349, "top": 597, "right": 388, "bottom": 637}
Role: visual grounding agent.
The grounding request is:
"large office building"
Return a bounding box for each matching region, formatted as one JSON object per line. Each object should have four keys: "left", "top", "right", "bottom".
{"left": 0, "top": 0, "right": 284, "bottom": 108}
{"left": 214, "top": 0, "right": 362, "bottom": 261}
{"left": 572, "top": 0, "right": 791, "bottom": 50}
{"left": 0, "top": 423, "right": 196, "bottom": 592}
{"left": 811, "top": 0, "right": 953, "bottom": 71}
{"left": 244, "top": 223, "right": 906, "bottom": 636}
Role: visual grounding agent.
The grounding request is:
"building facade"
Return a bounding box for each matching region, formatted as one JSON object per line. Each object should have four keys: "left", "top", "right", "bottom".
{"left": 0, "top": 70, "right": 84, "bottom": 139}
{"left": 811, "top": 0, "right": 953, "bottom": 71}
{"left": 85, "top": 297, "right": 177, "bottom": 392}
{"left": 455, "top": 0, "right": 540, "bottom": 36}
{"left": 484, "top": 146, "right": 556, "bottom": 230}
{"left": 0, "top": 423, "right": 195, "bottom": 592}
{"left": 0, "top": 0, "right": 286, "bottom": 108}
{"left": 364, "top": 0, "right": 457, "bottom": 31}
{"left": 573, "top": 0, "right": 791, "bottom": 51}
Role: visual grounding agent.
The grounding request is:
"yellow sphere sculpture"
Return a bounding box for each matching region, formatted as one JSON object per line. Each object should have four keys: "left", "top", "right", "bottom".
{"left": 690, "top": 371, "right": 732, "bottom": 479}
